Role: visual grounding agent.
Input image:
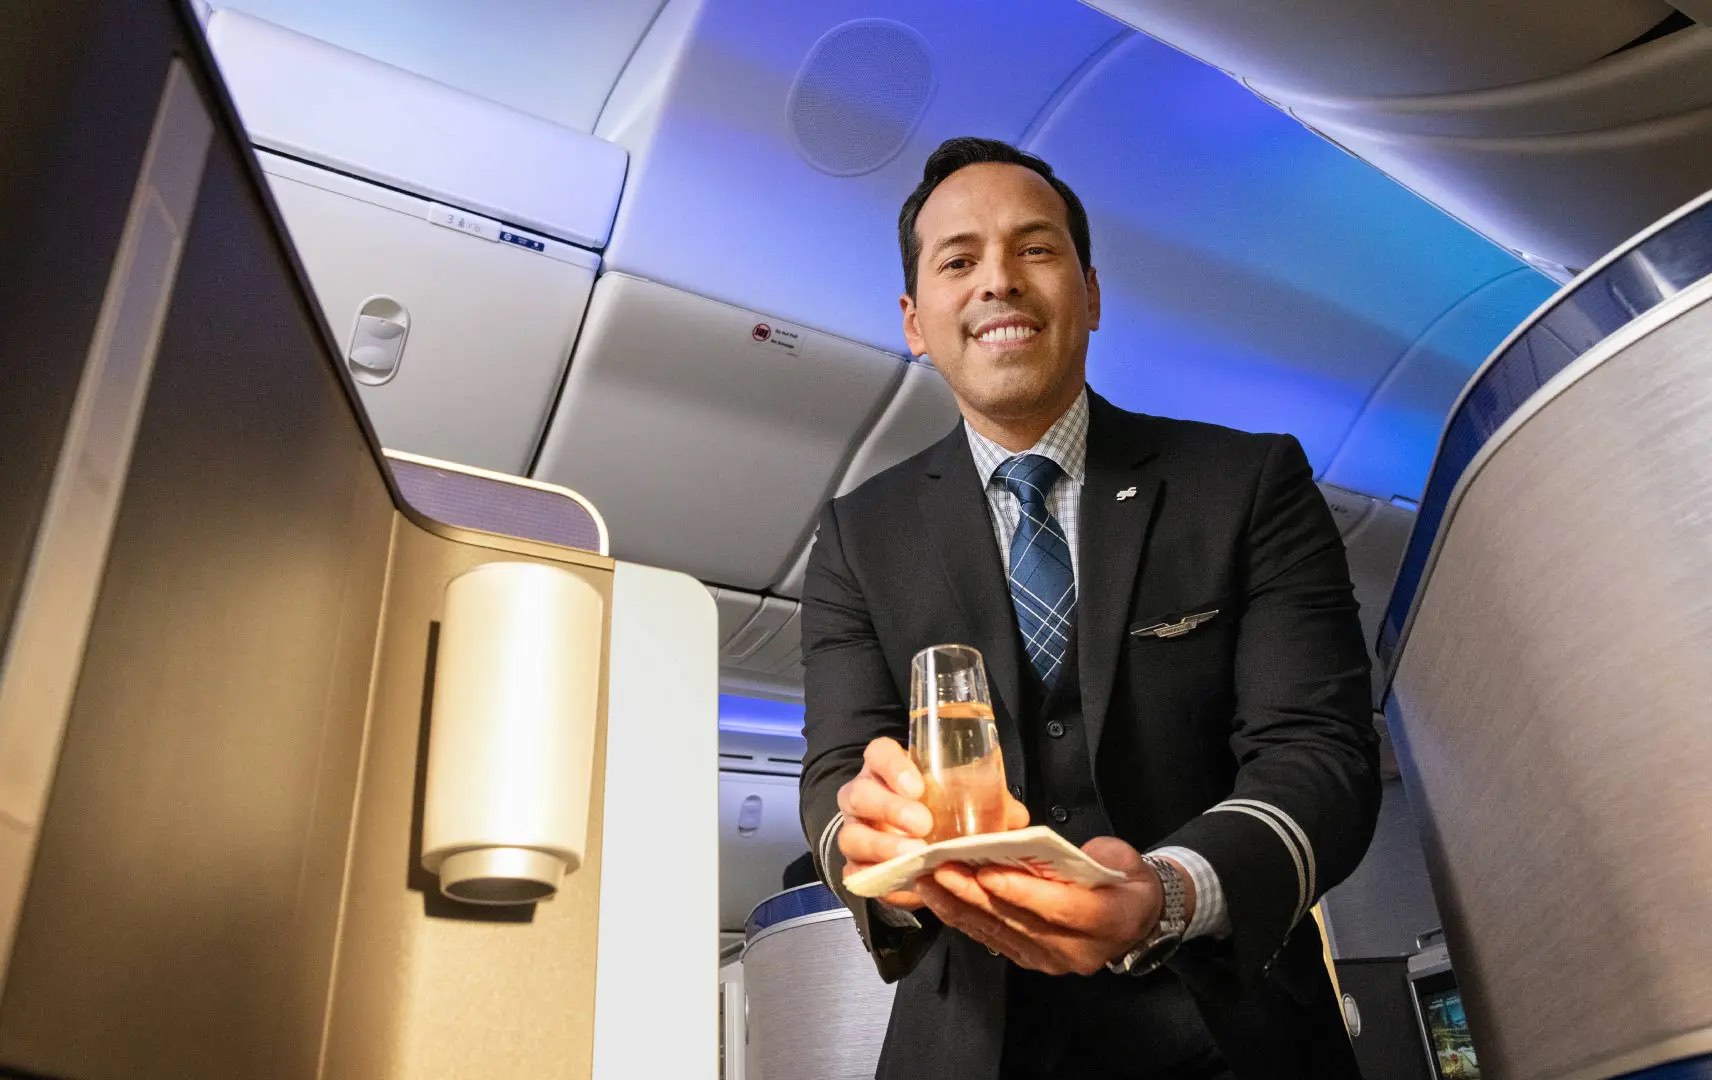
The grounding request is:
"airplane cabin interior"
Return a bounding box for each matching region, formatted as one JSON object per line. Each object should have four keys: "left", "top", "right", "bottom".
{"left": 5, "top": 1, "right": 1712, "bottom": 1077}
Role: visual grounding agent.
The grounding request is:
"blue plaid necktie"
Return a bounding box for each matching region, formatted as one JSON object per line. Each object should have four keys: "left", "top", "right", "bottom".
{"left": 995, "top": 454, "right": 1076, "bottom": 688}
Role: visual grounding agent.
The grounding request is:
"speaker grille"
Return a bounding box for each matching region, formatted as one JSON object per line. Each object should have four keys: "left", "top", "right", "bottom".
{"left": 787, "top": 20, "right": 934, "bottom": 177}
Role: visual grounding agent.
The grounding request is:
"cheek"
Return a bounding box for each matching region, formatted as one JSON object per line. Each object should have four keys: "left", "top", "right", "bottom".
{"left": 920, "top": 309, "right": 966, "bottom": 354}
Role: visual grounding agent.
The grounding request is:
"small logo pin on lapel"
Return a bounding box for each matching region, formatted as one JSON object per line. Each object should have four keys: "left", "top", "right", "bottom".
{"left": 1115, "top": 486, "right": 1138, "bottom": 501}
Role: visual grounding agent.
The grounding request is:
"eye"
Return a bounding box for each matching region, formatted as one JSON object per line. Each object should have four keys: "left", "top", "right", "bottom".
{"left": 941, "top": 257, "right": 973, "bottom": 272}
{"left": 1023, "top": 245, "right": 1052, "bottom": 256}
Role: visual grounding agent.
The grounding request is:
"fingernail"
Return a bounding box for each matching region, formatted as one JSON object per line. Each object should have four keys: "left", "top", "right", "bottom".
{"left": 907, "top": 807, "right": 933, "bottom": 835}
{"left": 900, "top": 772, "right": 923, "bottom": 798}
{"left": 898, "top": 838, "right": 927, "bottom": 855}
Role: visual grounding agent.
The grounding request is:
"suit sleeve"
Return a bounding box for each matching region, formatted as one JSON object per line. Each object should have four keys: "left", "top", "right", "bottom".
{"left": 798, "top": 499, "right": 941, "bottom": 984}
{"left": 1155, "top": 434, "right": 1380, "bottom": 986}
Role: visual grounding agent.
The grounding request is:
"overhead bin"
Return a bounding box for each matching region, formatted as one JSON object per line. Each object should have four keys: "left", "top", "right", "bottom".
{"left": 1081, "top": 0, "right": 1678, "bottom": 99}
{"left": 716, "top": 703, "right": 810, "bottom": 931}
{"left": 710, "top": 592, "right": 806, "bottom": 700}
{"left": 722, "top": 598, "right": 797, "bottom": 666}
{"left": 717, "top": 773, "right": 807, "bottom": 932}
{"left": 1079, "top": 0, "right": 1712, "bottom": 277}
{"left": 206, "top": 10, "right": 626, "bottom": 475}
{"left": 534, "top": 273, "right": 905, "bottom": 590}
{"left": 737, "top": 606, "right": 803, "bottom": 677}
{"left": 1294, "top": 28, "right": 1712, "bottom": 272}
{"left": 255, "top": 153, "right": 599, "bottom": 474}
{"left": 708, "top": 586, "right": 764, "bottom": 651}
{"left": 717, "top": 727, "right": 806, "bottom": 780}
{"left": 775, "top": 361, "right": 961, "bottom": 598}
{"left": 206, "top": 9, "right": 626, "bottom": 247}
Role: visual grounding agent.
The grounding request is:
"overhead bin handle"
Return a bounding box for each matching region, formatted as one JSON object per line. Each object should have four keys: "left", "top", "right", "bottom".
{"left": 345, "top": 295, "right": 409, "bottom": 386}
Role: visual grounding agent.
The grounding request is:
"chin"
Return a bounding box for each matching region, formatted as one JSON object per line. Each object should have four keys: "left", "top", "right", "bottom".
{"left": 970, "top": 381, "right": 1058, "bottom": 420}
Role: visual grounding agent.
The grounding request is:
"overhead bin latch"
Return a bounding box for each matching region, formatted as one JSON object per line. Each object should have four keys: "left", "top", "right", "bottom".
{"left": 345, "top": 295, "right": 409, "bottom": 386}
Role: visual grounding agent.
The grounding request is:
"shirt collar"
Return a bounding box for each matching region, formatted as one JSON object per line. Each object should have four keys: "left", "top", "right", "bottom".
{"left": 964, "top": 386, "right": 1089, "bottom": 489}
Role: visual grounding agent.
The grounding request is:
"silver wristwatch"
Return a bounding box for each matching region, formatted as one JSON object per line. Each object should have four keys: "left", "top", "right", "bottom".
{"left": 1106, "top": 854, "right": 1188, "bottom": 976}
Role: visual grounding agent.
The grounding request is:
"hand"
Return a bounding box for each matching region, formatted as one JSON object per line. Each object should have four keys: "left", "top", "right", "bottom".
{"left": 837, "top": 736, "right": 1027, "bottom": 910}
{"left": 914, "top": 837, "right": 1179, "bottom": 976}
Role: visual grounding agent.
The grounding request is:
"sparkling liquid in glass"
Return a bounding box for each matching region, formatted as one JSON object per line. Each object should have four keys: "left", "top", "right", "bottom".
{"left": 910, "top": 700, "right": 1007, "bottom": 842}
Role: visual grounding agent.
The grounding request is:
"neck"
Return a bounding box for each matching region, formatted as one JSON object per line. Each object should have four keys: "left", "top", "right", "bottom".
{"left": 963, "top": 385, "right": 1083, "bottom": 453}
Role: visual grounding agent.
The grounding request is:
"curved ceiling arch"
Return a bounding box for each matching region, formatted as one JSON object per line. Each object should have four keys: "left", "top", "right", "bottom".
{"left": 1025, "top": 31, "right": 1554, "bottom": 495}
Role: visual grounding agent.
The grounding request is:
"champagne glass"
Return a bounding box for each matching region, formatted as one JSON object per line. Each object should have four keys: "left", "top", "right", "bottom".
{"left": 909, "top": 644, "right": 1008, "bottom": 842}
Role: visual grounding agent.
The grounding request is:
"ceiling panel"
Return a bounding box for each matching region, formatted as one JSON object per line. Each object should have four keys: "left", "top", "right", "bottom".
{"left": 601, "top": 0, "right": 1124, "bottom": 353}
{"left": 1029, "top": 32, "right": 1550, "bottom": 490}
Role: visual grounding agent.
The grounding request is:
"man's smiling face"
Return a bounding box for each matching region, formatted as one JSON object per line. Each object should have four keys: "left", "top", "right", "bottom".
{"left": 901, "top": 161, "right": 1100, "bottom": 432}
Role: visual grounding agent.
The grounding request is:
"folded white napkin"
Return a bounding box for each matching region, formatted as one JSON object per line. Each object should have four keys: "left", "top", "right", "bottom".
{"left": 843, "top": 825, "right": 1129, "bottom": 898}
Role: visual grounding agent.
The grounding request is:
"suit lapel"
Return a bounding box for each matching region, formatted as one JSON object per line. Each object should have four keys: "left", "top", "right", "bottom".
{"left": 1077, "top": 392, "right": 1161, "bottom": 763}
{"left": 918, "top": 427, "right": 1026, "bottom": 786}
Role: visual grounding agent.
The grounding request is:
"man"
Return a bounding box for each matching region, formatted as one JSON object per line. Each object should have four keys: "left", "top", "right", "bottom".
{"left": 797, "top": 136, "right": 1379, "bottom": 1079}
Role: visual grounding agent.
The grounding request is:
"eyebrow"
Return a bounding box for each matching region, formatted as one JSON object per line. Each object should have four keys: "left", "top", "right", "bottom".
{"left": 926, "top": 219, "right": 1065, "bottom": 262}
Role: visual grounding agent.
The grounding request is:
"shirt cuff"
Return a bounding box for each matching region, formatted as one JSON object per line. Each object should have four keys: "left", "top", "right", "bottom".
{"left": 1151, "top": 844, "right": 1231, "bottom": 941}
{"left": 816, "top": 811, "right": 844, "bottom": 886}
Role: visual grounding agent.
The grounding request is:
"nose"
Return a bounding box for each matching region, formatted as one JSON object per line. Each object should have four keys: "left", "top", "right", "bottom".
{"left": 979, "top": 251, "right": 1023, "bottom": 300}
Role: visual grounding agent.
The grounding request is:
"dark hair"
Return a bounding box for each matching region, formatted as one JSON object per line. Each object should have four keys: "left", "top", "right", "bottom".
{"left": 897, "top": 136, "right": 1093, "bottom": 299}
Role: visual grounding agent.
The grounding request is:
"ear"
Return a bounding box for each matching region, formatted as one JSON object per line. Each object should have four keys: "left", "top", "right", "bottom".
{"left": 1085, "top": 266, "right": 1101, "bottom": 333}
{"left": 900, "top": 292, "right": 928, "bottom": 357}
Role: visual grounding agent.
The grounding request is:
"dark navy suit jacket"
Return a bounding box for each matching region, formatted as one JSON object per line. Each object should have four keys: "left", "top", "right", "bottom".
{"left": 798, "top": 389, "right": 1379, "bottom": 1079}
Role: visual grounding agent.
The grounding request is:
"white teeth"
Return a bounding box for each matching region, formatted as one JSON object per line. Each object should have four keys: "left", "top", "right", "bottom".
{"left": 978, "top": 325, "right": 1038, "bottom": 343}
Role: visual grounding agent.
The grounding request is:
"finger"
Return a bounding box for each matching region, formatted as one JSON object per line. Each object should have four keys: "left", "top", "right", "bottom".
{"left": 918, "top": 870, "right": 1007, "bottom": 939}
{"left": 917, "top": 874, "right": 1056, "bottom": 972}
{"left": 927, "top": 866, "right": 1053, "bottom": 955}
{"left": 975, "top": 867, "right": 1148, "bottom": 939}
{"left": 1003, "top": 794, "right": 1030, "bottom": 831}
{"left": 929, "top": 862, "right": 992, "bottom": 908}
{"left": 841, "top": 775, "right": 933, "bottom": 837}
{"left": 913, "top": 875, "right": 977, "bottom": 933}
{"left": 944, "top": 865, "right": 1092, "bottom": 947}
{"left": 864, "top": 737, "right": 923, "bottom": 799}
{"left": 879, "top": 889, "right": 926, "bottom": 910}
{"left": 838, "top": 818, "right": 927, "bottom": 867}
{"left": 961, "top": 877, "right": 1131, "bottom": 976}
{"left": 933, "top": 861, "right": 1134, "bottom": 977}
{"left": 1081, "top": 836, "right": 1149, "bottom": 877}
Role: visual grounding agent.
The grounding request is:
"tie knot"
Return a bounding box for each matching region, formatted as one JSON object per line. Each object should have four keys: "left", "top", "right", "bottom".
{"left": 995, "top": 453, "right": 1061, "bottom": 509}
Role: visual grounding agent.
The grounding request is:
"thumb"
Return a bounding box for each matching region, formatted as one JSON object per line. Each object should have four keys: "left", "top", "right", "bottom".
{"left": 1004, "top": 793, "right": 1030, "bottom": 830}
{"left": 1082, "top": 836, "right": 1147, "bottom": 876}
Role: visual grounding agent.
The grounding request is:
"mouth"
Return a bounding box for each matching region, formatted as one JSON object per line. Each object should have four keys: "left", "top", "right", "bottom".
{"left": 970, "top": 316, "right": 1043, "bottom": 348}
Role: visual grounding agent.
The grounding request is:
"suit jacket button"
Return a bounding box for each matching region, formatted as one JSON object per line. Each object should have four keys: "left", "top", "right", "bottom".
{"left": 1046, "top": 720, "right": 1066, "bottom": 738}
{"left": 1009, "top": 784, "right": 1023, "bottom": 799}
{"left": 1050, "top": 805, "right": 1070, "bottom": 824}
